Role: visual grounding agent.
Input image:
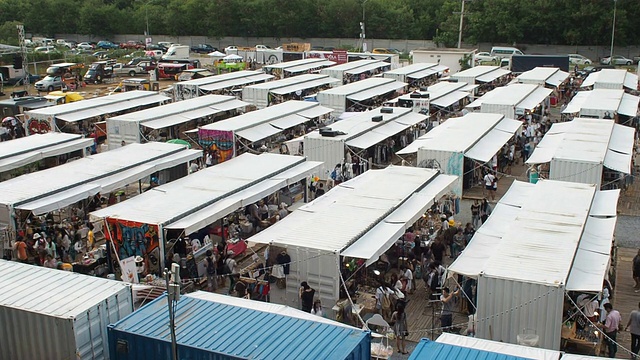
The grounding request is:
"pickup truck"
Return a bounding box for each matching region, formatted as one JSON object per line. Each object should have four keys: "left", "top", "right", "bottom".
{"left": 112, "top": 63, "right": 147, "bottom": 77}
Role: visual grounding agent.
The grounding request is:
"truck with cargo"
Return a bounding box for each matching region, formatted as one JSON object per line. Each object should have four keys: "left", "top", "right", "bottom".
{"left": 161, "top": 45, "right": 190, "bottom": 61}
{"left": 0, "top": 260, "right": 134, "bottom": 360}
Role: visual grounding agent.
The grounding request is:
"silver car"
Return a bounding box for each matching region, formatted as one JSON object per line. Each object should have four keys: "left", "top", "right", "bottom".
{"left": 34, "top": 75, "right": 65, "bottom": 92}
{"left": 600, "top": 55, "right": 633, "bottom": 65}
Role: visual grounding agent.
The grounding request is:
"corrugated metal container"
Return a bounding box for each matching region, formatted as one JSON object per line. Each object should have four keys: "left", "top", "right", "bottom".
{"left": 321, "top": 68, "right": 347, "bottom": 83}
{"left": 317, "top": 91, "right": 348, "bottom": 115}
{"left": 382, "top": 72, "right": 405, "bottom": 83}
{"left": 0, "top": 260, "right": 133, "bottom": 360}
{"left": 476, "top": 275, "right": 564, "bottom": 350}
{"left": 408, "top": 338, "right": 533, "bottom": 360}
{"left": 108, "top": 293, "right": 370, "bottom": 360}
{"left": 303, "top": 135, "right": 345, "bottom": 180}
{"left": 578, "top": 108, "right": 608, "bottom": 119}
{"left": 480, "top": 103, "right": 516, "bottom": 118}
{"left": 550, "top": 159, "right": 602, "bottom": 187}
{"left": 417, "top": 149, "right": 463, "bottom": 195}
{"left": 107, "top": 118, "right": 142, "bottom": 150}
{"left": 241, "top": 86, "right": 269, "bottom": 109}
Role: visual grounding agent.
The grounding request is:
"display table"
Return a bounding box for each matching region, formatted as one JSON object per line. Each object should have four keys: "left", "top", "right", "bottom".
{"left": 561, "top": 322, "right": 602, "bottom": 356}
{"left": 227, "top": 239, "right": 247, "bottom": 257}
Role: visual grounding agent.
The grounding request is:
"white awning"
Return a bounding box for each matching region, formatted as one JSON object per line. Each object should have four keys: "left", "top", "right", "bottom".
{"left": 56, "top": 108, "right": 104, "bottom": 123}
{"left": 199, "top": 74, "right": 274, "bottom": 92}
{"left": 590, "top": 189, "right": 620, "bottom": 217}
{"left": 55, "top": 94, "right": 168, "bottom": 122}
{"left": 476, "top": 69, "right": 511, "bottom": 83}
{"left": 15, "top": 184, "right": 101, "bottom": 215}
{"left": 498, "top": 181, "right": 536, "bottom": 207}
{"left": 142, "top": 109, "right": 221, "bottom": 130}
{"left": 407, "top": 65, "right": 449, "bottom": 80}
{"left": 610, "top": 124, "right": 635, "bottom": 154}
{"left": 41, "top": 137, "right": 94, "bottom": 157}
{"left": 235, "top": 123, "right": 281, "bottom": 143}
{"left": 431, "top": 91, "right": 470, "bottom": 108}
{"left": 579, "top": 216, "right": 617, "bottom": 255}
{"left": 562, "top": 92, "right": 589, "bottom": 114}
{"left": 618, "top": 93, "right": 639, "bottom": 117}
{"left": 285, "top": 60, "right": 335, "bottom": 74}
{"left": 624, "top": 73, "right": 638, "bottom": 90}
{"left": 298, "top": 105, "right": 332, "bottom": 119}
{"left": 0, "top": 153, "right": 42, "bottom": 173}
{"left": 166, "top": 161, "right": 322, "bottom": 234}
{"left": 270, "top": 77, "right": 339, "bottom": 96}
{"left": 465, "top": 129, "right": 516, "bottom": 163}
{"left": 340, "top": 222, "right": 404, "bottom": 266}
{"left": 525, "top": 132, "right": 564, "bottom": 164}
{"left": 0, "top": 137, "right": 93, "bottom": 173}
{"left": 546, "top": 70, "right": 569, "bottom": 87}
{"left": 566, "top": 246, "right": 611, "bottom": 292}
{"left": 466, "top": 97, "right": 484, "bottom": 108}
{"left": 212, "top": 99, "right": 250, "bottom": 112}
{"left": 603, "top": 149, "right": 632, "bottom": 174}
{"left": 347, "top": 81, "right": 406, "bottom": 102}
{"left": 345, "top": 62, "right": 389, "bottom": 75}
{"left": 269, "top": 114, "right": 307, "bottom": 130}
{"left": 516, "top": 87, "right": 553, "bottom": 111}
{"left": 346, "top": 113, "right": 426, "bottom": 150}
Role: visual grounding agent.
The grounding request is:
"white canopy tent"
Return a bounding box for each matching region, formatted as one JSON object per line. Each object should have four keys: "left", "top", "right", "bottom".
{"left": 526, "top": 118, "right": 635, "bottom": 186}
{"left": 397, "top": 113, "right": 521, "bottom": 195}
{"left": 24, "top": 91, "right": 169, "bottom": 134}
{"left": 246, "top": 166, "right": 457, "bottom": 311}
{"left": 242, "top": 74, "right": 340, "bottom": 109}
{"left": 90, "top": 153, "right": 323, "bottom": 267}
{"left": 516, "top": 67, "right": 569, "bottom": 88}
{"left": 562, "top": 89, "right": 639, "bottom": 118}
{"left": 263, "top": 58, "right": 334, "bottom": 73}
{"left": 194, "top": 100, "right": 332, "bottom": 145}
{"left": 390, "top": 81, "right": 477, "bottom": 113}
{"left": 106, "top": 95, "right": 249, "bottom": 149}
{"left": 317, "top": 77, "right": 407, "bottom": 115}
{"left": 174, "top": 70, "right": 274, "bottom": 100}
{"left": 467, "top": 83, "right": 552, "bottom": 118}
{"left": 450, "top": 65, "right": 511, "bottom": 85}
{"left": 0, "top": 133, "right": 93, "bottom": 175}
{"left": 383, "top": 62, "right": 449, "bottom": 84}
{"left": 448, "top": 179, "right": 619, "bottom": 350}
{"left": 303, "top": 107, "right": 427, "bottom": 179}
{"left": 581, "top": 68, "right": 638, "bottom": 91}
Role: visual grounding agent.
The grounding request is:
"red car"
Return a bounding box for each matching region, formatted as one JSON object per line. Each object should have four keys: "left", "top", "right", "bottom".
{"left": 120, "top": 41, "right": 146, "bottom": 50}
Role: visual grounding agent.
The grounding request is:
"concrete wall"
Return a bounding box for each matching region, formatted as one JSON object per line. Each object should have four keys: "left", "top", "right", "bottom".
{"left": 477, "top": 43, "right": 640, "bottom": 63}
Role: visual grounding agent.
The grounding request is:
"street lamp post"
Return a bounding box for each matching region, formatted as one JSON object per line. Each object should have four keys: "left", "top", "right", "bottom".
{"left": 457, "top": 0, "right": 466, "bottom": 49}
{"left": 361, "top": 0, "right": 369, "bottom": 52}
{"left": 610, "top": 0, "right": 617, "bottom": 59}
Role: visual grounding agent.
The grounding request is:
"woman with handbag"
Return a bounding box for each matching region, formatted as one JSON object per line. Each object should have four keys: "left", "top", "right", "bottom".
{"left": 391, "top": 303, "right": 409, "bottom": 354}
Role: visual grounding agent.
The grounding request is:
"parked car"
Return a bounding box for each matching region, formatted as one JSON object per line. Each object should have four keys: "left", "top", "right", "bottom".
{"left": 255, "top": 45, "right": 270, "bottom": 51}
{"left": 33, "top": 46, "right": 56, "bottom": 53}
{"left": 120, "top": 41, "right": 145, "bottom": 50}
{"left": 64, "top": 40, "right": 77, "bottom": 49}
{"left": 112, "top": 63, "right": 147, "bottom": 77}
{"left": 475, "top": 51, "right": 499, "bottom": 64}
{"left": 77, "top": 42, "right": 94, "bottom": 50}
{"left": 191, "top": 44, "right": 216, "bottom": 54}
{"left": 34, "top": 75, "right": 65, "bottom": 92}
{"left": 92, "top": 50, "right": 110, "bottom": 59}
{"left": 224, "top": 45, "right": 238, "bottom": 54}
{"left": 97, "top": 40, "right": 119, "bottom": 50}
{"left": 84, "top": 61, "right": 114, "bottom": 83}
{"left": 372, "top": 48, "right": 394, "bottom": 54}
{"left": 147, "top": 44, "right": 166, "bottom": 52}
{"left": 56, "top": 39, "right": 67, "bottom": 46}
{"left": 577, "top": 65, "right": 615, "bottom": 77}
{"left": 158, "top": 41, "right": 174, "bottom": 49}
{"left": 568, "top": 53, "right": 592, "bottom": 65}
{"left": 600, "top": 55, "right": 633, "bottom": 65}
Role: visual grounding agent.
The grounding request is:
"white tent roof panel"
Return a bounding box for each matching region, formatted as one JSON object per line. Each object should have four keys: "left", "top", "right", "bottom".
{"left": 430, "top": 91, "right": 470, "bottom": 108}
{"left": 199, "top": 74, "right": 274, "bottom": 92}
{"left": 269, "top": 76, "right": 340, "bottom": 95}
{"left": 516, "top": 86, "right": 553, "bottom": 110}
{"left": 344, "top": 61, "right": 389, "bottom": 75}
{"left": 465, "top": 127, "right": 517, "bottom": 163}
{"left": 436, "top": 333, "right": 561, "bottom": 360}
{"left": 345, "top": 112, "right": 426, "bottom": 150}
{"left": 618, "top": 93, "right": 640, "bottom": 117}
{"left": 476, "top": 68, "right": 511, "bottom": 83}
{"left": 284, "top": 60, "right": 335, "bottom": 74}
{"left": 27, "top": 91, "right": 165, "bottom": 117}
{"left": 346, "top": 81, "right": 406, "bottom": 102}
{"left": 16, "top": 184, "right": 101, "bottom": 215}
{"left": 235, "top": 123, "right": 281, "bottom": 143}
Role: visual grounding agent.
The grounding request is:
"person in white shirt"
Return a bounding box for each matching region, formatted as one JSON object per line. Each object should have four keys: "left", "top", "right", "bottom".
{"left": 205, "top": 152, "right": 213, "bottom": 167}
{"left": 402, "top": 265, "right": 414, "bottom": 294}
{"left": 483, "top": 172, "right": 496, "bottom": 201}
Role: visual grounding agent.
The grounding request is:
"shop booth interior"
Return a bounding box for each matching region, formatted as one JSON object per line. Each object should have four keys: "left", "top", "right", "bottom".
{"left": 267, "top": 84, "right": 334, "bottom": 107}
{"left": 561, "top": 286, "right": 614, "bottom": 356}
{"left": 346, "top": 91, "right": 401, "bottom": 113}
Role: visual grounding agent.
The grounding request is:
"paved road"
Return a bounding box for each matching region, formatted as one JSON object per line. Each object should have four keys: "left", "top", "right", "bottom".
{"left": 615, "top": 215, "right": 640, "bottom": 249}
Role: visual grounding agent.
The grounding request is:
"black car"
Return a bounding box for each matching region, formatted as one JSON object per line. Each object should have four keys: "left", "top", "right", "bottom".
{"left": 577, "top": 65, "right": 615, "bottom": 78}
{"left": 147, "top": 44, "right": 167, "bottom": 52}
{"left": 190, "top": 44, "right": 216, "bottom": 54}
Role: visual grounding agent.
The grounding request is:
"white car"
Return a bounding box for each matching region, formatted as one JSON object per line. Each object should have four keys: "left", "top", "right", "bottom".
{"left": 224, "top": 45, "right": 238, "bottom": 54}
{"left": 475, "top": 51, "right": 498, "bottom": 64}
{"left": 77, "top": 42, "right": 94, "bottom": 50}
{"left": 255, "top": 44, "right": 271, "bottom": 51}
{"left": 33, "top": 46, "right": 56, "bottom": 53}
{"left": 568, "top": 54, "right": 592, "bottom": 65}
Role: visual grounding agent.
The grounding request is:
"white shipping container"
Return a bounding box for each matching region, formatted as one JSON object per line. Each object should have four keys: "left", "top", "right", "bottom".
{"left": 303, "top": 136, "right": 345, "bottom": 180}
{"left": 476, "top": 275, "right": 564, "bottom": 350}
{"left": 480, "top": 103, "right": 516, "bottom": 119}
{"left": 417, "top": 149, "right": 464, "bottom": 195}
{"left": 242, "top": 86, "right": 269, "bottom": 109}
{"left": 316, "top": 91, "right": 348, "bottom": 115}
{"left": 107, "top": 118, "right": 142, "bottom": 150}
{"left": 550, "top": 159, "right": 603, "bottom": 187}
{"left": 0, "top": 260, "right": 134, "bottom": 360}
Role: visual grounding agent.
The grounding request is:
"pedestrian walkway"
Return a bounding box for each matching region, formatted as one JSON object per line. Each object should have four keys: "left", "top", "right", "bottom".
{"left": 618, "top": 174, "right": 640, "bottom": 216}
{"left": 613, "top": 247, "right": 638, "bottom": 358}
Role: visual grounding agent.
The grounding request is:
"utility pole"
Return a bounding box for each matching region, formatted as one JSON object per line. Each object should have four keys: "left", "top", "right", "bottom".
{"left": 164, "top": 263, "right": 181, "bottom": 360}
{"left": 457, "top": 0, "right": 466, "bottom": 49}
{"left": 610, "top": 0, "right": 617, "bottom": 59}
{"left": 360, "top": 0, "right": 369, "bottom": 52}
{"left": 16, "top": 25, "right": 29, "bottom": 89}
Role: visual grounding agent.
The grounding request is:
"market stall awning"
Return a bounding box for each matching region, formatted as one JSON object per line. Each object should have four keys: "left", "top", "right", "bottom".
{"left": 199, "top": 74, "right": 275, "bottom": 92}
{"left": 590, "top": 189, "right": 620, "bottom": 217}
{"left": 345, "top": 62, "right": 389, "bottom": 75}
{"left": 604, "top": 149, "right": 632, "bottom": 173}
{"left": 269, "top": 114, "right": 308, "bottom": 130}
{"left": 345, "top": 112, "right": 426, "bottom": 150}
{"left": 212, "top": 99, "right": 250, "bottom": 112}
{"left": 165, "top": 160, "right": 323, "bottom": 235}
{"left": 285, "top": 60, "right": 335, "bottom": 74}
{"left": 15, "top": 184, "right": 101, "bottom": 215}
{"left": 546, "top": 70, "right": 569, "bottom": 87}
{"left": 465, "top": 126, "right": 518, "bottom": 163}
{"left": 562, "top": 91, "right": 589, "bottom": 114}
{"left": 298, "top": 105, "right": 333, "bottom": 119}
{"left": 41, "top": 137, "right": 94, "bottom": 157}
{"left": 346, "top": 81, "right": 406, "bottom": 102}
{"left": 269, "top": 77, "right": 340, "bottom": 96}
{"left": 235, "top": 123, "right": 281, "bottom": 143}
{"left": 0, "top": 152, "right": 42, "bottom": 173}
{"left": 55, "top": 94, "right": 168, "bottom": 123}
{"left": 516, "top": 87, "right": 553, "bottom": 111}
{"left": 618, "top": 93, "right": 640, "bottom": 117}
{"left": 430, "top": 91, "right": 471, "bottom": 108}
{"left": 407, "top": 65, "right": 449, "bottom": 80}
{"left": 340, "top": 174, "right": 457, "bottom": 266}
{"left": 476, "top": 68, "right": 511, "bottom": 83}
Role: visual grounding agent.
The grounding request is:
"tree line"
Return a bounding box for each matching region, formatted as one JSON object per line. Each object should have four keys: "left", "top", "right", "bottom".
{"left": 0, "top": 0, "right": 638, "bottom": 48}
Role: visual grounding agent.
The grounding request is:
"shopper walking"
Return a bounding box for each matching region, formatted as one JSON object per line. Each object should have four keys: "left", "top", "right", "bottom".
{"left": 391, "top": 302, "right": 409, "bottom": 354}
{"left": 633, "top": 249, "right": 640, "bottom": 291}
{"left": 626, "top": 302, "right": 640, "bottom": 359}
{"left": 440, "top": 287, "right": 460, "bottom": 332}
{"left": 601, "top": 303, "right": 622, "bottom": 358}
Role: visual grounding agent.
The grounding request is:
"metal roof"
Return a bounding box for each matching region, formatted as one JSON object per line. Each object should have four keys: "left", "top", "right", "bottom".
{"left": 408, "top": 339, "right": 534, "bottom": 360}
{"left": 0, "top": 142, "right": 198, "bottom": 208}
{"left": 25, "top": 91, "right": 167, "bottom": 117}
{"left": 244, "top": 73, "right": 338, "bottom": 90}
{"left": 0, "top": 260, "right": 131, "bottom": 318}
{"left": 581, "top": 68, "right": 638, "bottom": 90}
{"left": 516, "top": 67, "right": 569, "bottom": 87}
{"left": 384, "top": 62, "right": 440, "bottom": 76}
{"left": 109, "top": 292, "right": 370, "bottom": 360}
{"left": 321, "top": 59, "right": 381, "bottom": 71}
{"left": 262, "top": 58, "right": 330, "bottom": 70}
{"left": 451, "top": 65, "right": 503, "bottom": 79}
{"left": 318, "top": 77, "right": 404, "bottom": 96}
{"left": 562, "top": 89, "right": 640, "bottom": 117}
{"left": 428, "top": 333, "right": 561, "bottom": 360}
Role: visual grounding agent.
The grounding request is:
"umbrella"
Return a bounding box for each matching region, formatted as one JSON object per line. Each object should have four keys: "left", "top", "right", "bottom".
{"left": 2, "top": 116, "right": 15, "bottom": 124}
{"left": 166, "top": 139, "right": 191, "bottom": 148}
{"left": 207, "top": 51, "right": 226, "bottom": 57}
{"left": 223, "top": 54, "right": 243, "bottom": 61}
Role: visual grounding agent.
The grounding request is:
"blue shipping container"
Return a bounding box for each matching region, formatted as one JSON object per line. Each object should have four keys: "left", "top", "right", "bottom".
{"left": 409, "top": 338, "right": 535, "bottom": 360}
{"left": 108, "top": 293, "right": 370, "bottom": 360}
